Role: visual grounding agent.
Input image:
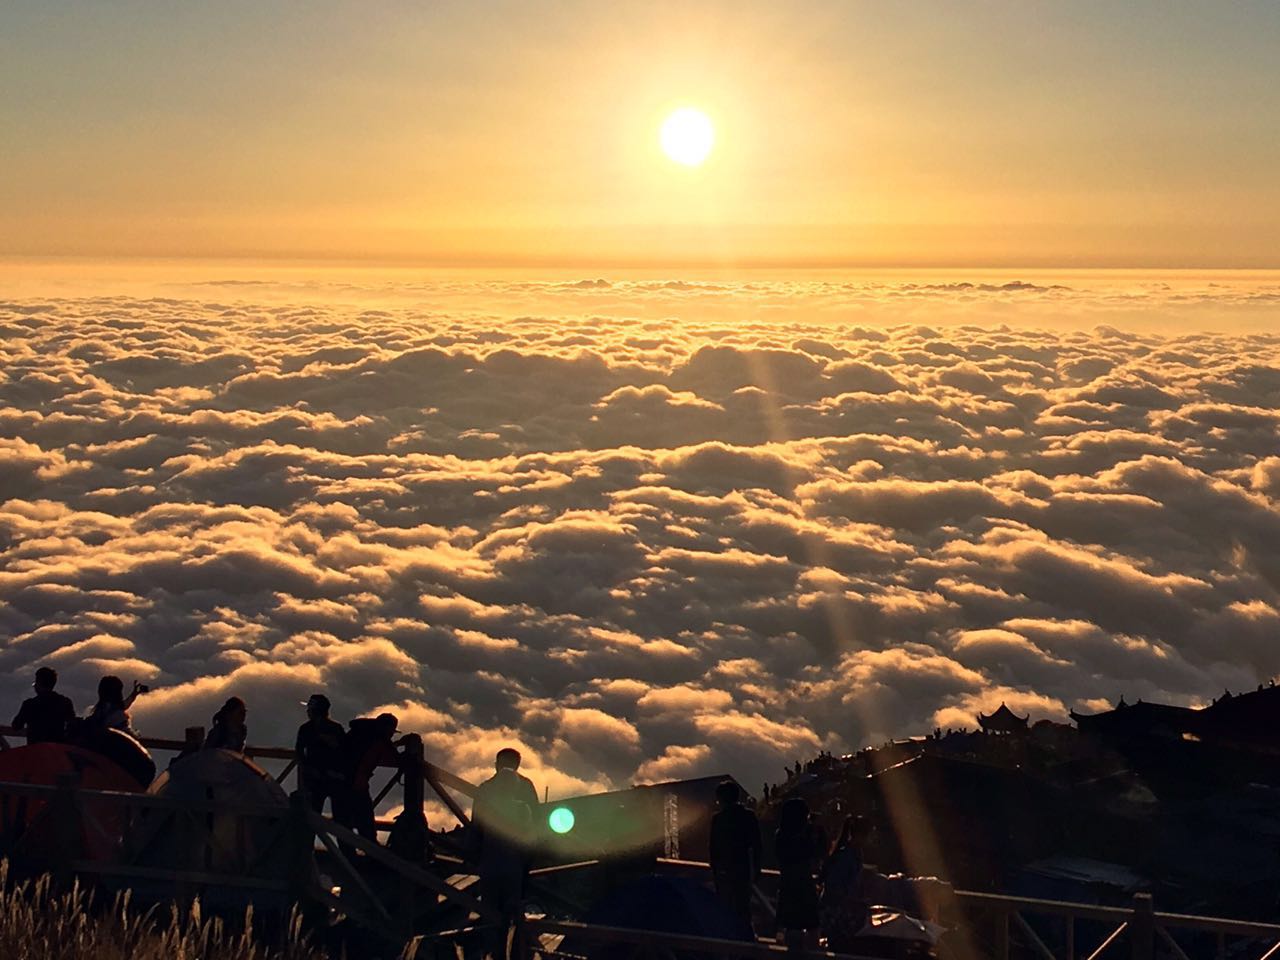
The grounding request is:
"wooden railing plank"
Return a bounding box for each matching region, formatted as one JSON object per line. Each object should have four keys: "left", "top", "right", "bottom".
{"left": 955, "top": 889, "right": 1131, "bottom": 923}
{"left": 527, "top": 918, "right": 882, "bottom": 959}
{"left": 73, "top": 860, "right": 289, "bottom": 891}
{"left": 304, "top": 809, "right": 504, "bottom": 925}
{"left": 315, "top": 829, "right": 396, "bottom": 928}
{"left": 1153, "top": 909, "right": 1280, "bottom": 939}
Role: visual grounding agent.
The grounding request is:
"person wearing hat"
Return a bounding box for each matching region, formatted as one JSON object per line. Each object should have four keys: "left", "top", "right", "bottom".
{"left": 295, "top": 694, "right": 347, "bottom": 815}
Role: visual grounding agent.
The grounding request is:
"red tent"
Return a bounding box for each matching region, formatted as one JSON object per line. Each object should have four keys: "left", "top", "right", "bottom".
{"left": 0, "top": 742, "right": 143, "bottom": 862}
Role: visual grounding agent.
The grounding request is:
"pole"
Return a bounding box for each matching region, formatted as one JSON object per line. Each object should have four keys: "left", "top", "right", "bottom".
{"left": 1130, "top": 893, "right": 1154, "bottom": 960}
{"left": 51, "top": 770, "right": 82, "bottom": 885}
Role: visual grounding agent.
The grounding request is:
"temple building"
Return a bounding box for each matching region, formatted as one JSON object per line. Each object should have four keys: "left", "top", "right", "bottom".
{"left": 978, "top": 703, "right": 1029, "bottom": 736}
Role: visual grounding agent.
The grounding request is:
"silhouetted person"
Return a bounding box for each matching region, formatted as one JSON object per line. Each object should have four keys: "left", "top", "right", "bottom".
{"left": 709, "top": 779, "right": 762, "bottom": 933}
{"left": 204, "top": 696, "right": 248, "bottom": 752}
{"left": 339, "top": 712, "right": 404, "bottom": 841}
{"left": 86, "top": 675, "right": 144, "bottom": 737}
{"left": 471, "top": 747, "right": 539, "bottom": 957}
{"left": 821, "top": 815, "right": 872, "bottom": 952}
{"left": 12, "top": 667, "right": 76, "bottom": 744}
{"left": 295, "top": 693, "right": 347, "bottom": 814}
{"left": 775, "top": 796, "right": 826, "bottom": 952}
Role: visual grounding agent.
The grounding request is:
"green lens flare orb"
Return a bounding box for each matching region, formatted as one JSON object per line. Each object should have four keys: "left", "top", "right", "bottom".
{"left": 548, "top": 806, "right": 575, "bottom": 834}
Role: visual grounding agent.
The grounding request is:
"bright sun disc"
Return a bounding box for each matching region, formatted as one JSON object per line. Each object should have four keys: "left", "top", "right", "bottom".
{"left": 660, "top": 108, "right": 714, "bottom": 166}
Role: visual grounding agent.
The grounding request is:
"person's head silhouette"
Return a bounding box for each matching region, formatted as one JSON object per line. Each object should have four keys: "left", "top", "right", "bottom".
{"left": 98, "top": 675, "right": 124, "bottom": 707}
{"left": 215, "top": 696, "right": 246, "bottom": 724}
{"left": 34, "top": 667, "right": 57, "bottom": 693}
{"left": 715, "top": 779, "right": 741, "bottom": 807}
{"left": 495, "top": 747, "right": 521, "bottom": 771}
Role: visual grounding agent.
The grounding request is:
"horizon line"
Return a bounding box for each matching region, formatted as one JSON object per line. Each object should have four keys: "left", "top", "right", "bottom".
{"left": 6, "top": 252, "right": 1280, "bottom": 273}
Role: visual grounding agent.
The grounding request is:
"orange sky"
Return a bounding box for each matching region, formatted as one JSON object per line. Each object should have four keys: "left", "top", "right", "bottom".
{"left": 2, "top": 2, "right": 1278, "bottom": 268}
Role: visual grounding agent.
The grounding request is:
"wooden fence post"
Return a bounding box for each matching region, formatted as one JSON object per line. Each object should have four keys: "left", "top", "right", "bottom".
{"left": 51, "top": 770, "right": 81, "bottom": 885}
{"left": 286, "top": 789, "right": 315, "bottom": 898}
{"left": 1130, "top": 893, "right": 1154, "bottom": 960}
{"left": 388, "top": 734, "right": 429, "bottom": 934}
{"left": 994, "top": 904, "right": 1010, "bottom": 960}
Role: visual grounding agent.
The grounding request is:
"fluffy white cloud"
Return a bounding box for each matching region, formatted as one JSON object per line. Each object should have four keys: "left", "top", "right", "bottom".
{"left": 3, "top": 279, "right": 1280, "bottom": 800}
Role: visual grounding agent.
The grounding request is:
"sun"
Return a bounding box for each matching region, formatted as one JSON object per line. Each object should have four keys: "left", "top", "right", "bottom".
{"left": 660, "top": 108, "right": 715, "bottom": 167}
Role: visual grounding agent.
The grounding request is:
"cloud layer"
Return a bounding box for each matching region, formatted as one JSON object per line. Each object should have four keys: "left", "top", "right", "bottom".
{"left": 3, "top": 279, "right": 1280, "bottom": 799}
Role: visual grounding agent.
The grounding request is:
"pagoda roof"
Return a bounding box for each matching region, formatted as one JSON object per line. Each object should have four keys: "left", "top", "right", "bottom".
{"left": 978, "top": 702, "right": 1029, "bottom": 731}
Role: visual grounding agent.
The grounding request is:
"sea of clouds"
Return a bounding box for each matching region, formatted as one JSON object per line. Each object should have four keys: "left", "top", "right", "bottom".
{"left": 3, "top": 275, "right": 1280, "bottom": 801}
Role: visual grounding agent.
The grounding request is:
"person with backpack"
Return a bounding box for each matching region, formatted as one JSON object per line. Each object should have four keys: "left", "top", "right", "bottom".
{"left": 471, "top": 748, "right": 539, "bottom": 957}
{"left": 338, "top": 712, "right": 405, "bottom": 841}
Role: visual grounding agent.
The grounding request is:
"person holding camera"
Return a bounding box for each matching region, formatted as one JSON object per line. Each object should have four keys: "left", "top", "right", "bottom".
{"left": 86, "top": 675, "right": 147, "bottom": 737}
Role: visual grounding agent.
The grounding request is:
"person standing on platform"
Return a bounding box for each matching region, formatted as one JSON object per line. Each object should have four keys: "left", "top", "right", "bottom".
{"left": 471, "top": 748, "right": 539, "bottom": 959}
{"left": 774, "top": 796, "right": 826, "bottom": 952}
{"left": 709, "top": 779, "right": 762, "bottom": 934}
{"left": 203, "top": 696, "right": 248, "bottom": 752}
{"left": 340, "top": 712, "right": 404, "bottom": 841}
{"left": 12, "top": 667, "right": 76, "bottom": 744}
{"left": 821, "top": 815, "right": 872, "bottom": 952}
{"left": 86, "top": 675, "right": 145, "bottom": 737}
{"left": 295, "top": 693, "right": 347, "bottom": 815}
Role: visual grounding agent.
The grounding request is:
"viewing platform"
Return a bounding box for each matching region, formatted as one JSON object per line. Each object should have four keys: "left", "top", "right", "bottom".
{"left": 2, "top": 724, "right": 1278, "bottom": 959}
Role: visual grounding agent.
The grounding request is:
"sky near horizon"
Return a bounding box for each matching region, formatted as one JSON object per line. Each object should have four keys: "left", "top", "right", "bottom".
{"left": 3, "top": 1, "right": 1279, "bottom": 269}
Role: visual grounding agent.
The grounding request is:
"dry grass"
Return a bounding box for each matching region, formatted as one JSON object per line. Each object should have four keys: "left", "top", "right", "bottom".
{"left": 0, "top": 860, "right": 329, "bottom": 960}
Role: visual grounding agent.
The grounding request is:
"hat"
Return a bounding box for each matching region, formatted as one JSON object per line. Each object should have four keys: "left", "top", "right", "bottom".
{"left": 305, "top": 694, "right": 331, "bottom": 711}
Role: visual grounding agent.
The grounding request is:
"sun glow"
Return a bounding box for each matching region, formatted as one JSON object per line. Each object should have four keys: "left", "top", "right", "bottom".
{"left": 660, "top": 108, "right": 715, "bottom": 167}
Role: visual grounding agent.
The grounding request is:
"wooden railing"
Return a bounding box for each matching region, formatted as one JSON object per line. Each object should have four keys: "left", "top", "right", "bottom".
{"left": 649, "top": 857, "right": 1280, "bottom": 960}
{"left": 956, "top": 888, "right": 1280, "bottom": 960}
{"left": 0, "top": 723, "right": 477, "bottom": 829}
{"left": 0, "top": 772, "right": 499, "bottom": 948}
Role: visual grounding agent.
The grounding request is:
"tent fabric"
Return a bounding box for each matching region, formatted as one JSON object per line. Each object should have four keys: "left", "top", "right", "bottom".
{"left": 0, "top": 742, "right": 143, "bottom": 861}
{"left": 137, "top": 748, "right": 290, "bottom": 876}
{"left": 71, "top": 727, "right": 156, "bottom": 787}
{"left": 148, "top": 747, "right": 287, "bottom": 808}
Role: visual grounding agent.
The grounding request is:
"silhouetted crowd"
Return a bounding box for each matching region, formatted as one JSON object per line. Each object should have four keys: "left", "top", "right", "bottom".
{"left": 7, "top": 667, "right": 898, "bottom": 957}
{"left": 13, "top": 668, "right": 144, "bottom": 744}
{"left": 710, "top": 779, "right": 876, "bottom": 954}
{"left": 7, "top": 668, "right": 421, "bottom": 845}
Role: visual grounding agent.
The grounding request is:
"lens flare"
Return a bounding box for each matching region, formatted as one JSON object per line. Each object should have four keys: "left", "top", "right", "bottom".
{"left": 548, "top": 806, "right": 575, "bottom": 834}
